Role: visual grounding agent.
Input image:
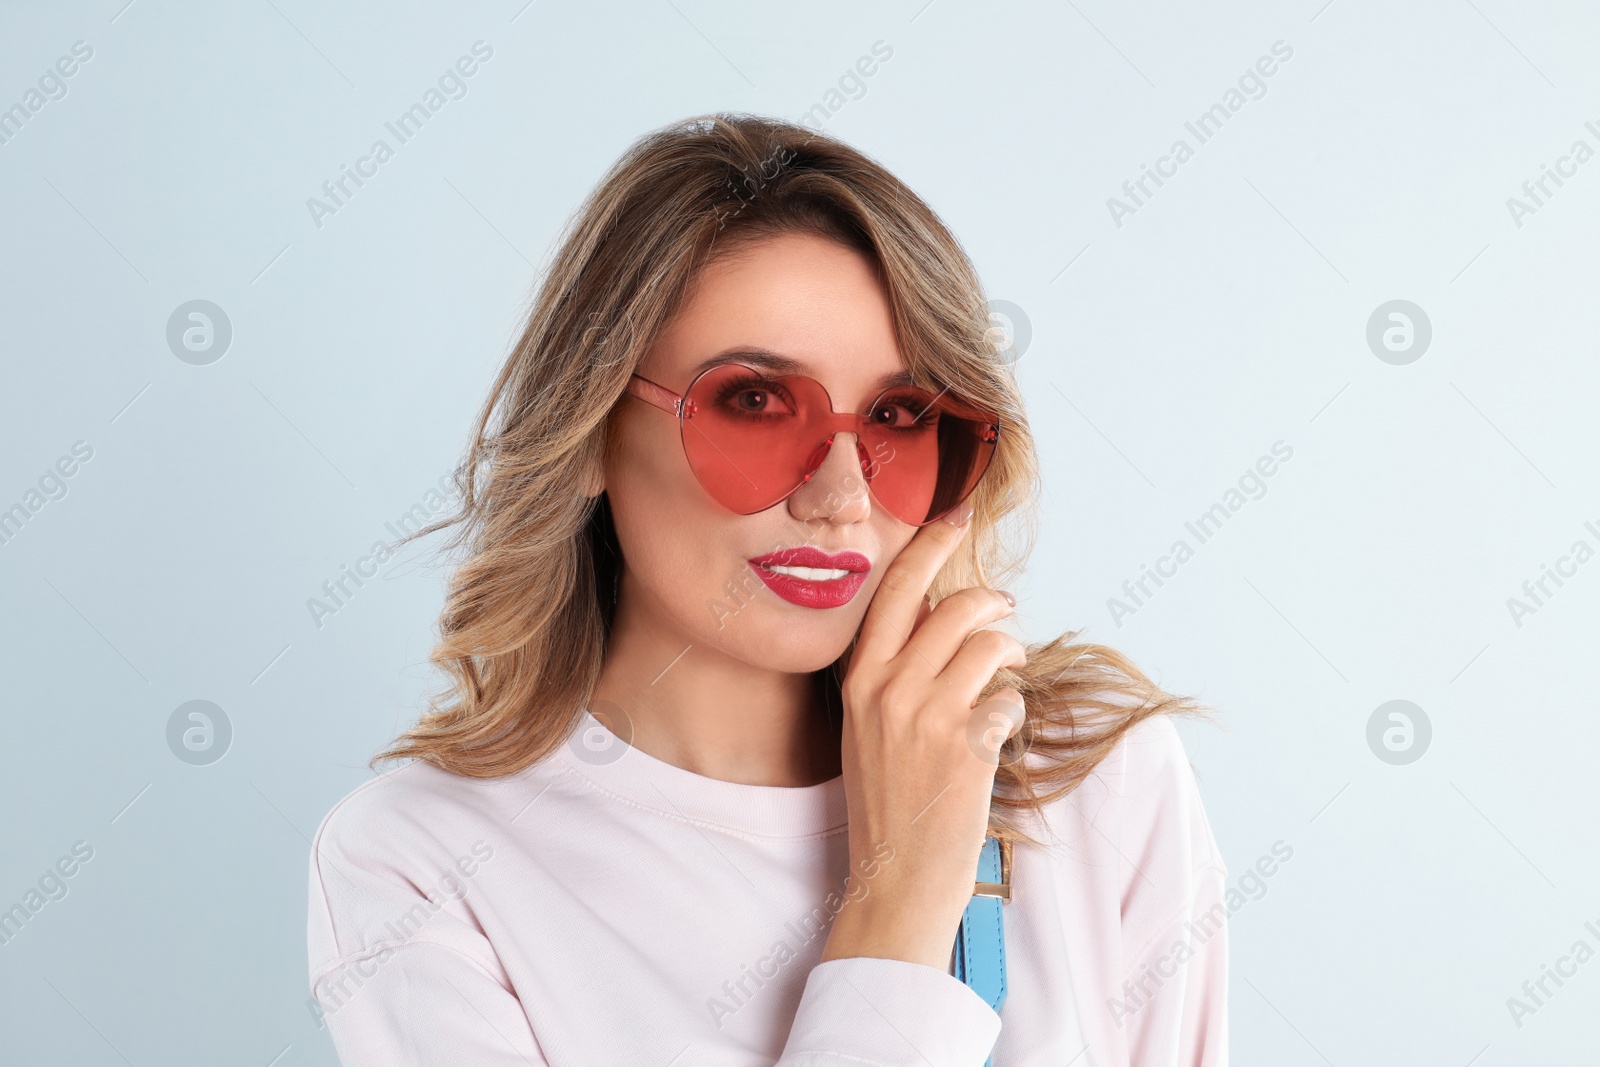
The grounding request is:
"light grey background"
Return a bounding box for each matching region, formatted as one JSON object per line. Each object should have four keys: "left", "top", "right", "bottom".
{"left": 2, "top": 0, "right": 1597, "bottom": 1064}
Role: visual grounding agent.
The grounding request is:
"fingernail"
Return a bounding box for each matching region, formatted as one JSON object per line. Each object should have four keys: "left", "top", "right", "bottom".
{"left": 999, "top": 590, "right": 1016, "bottom": 607}
{"left": 942, "top": 501, "right": 973, "bottom": 526}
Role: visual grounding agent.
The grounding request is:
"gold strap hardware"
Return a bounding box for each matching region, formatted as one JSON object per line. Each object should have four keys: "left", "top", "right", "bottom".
{"left": 972, "top": 837, "right": 1013, "bottom": 902}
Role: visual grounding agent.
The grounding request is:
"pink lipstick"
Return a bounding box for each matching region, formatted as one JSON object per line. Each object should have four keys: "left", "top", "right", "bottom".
{"left": 747, "top": 547, "right": 871, "bottom": 609}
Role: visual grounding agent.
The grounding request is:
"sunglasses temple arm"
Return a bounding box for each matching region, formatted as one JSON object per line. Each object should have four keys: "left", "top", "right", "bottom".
{"left": 624, "top": 375, "right": 688, "bottom": 417}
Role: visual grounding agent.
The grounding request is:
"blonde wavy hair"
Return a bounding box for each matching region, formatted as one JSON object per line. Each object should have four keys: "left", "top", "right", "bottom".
{"left": 375, "top": 112, "right": 1207, "bottom": 847}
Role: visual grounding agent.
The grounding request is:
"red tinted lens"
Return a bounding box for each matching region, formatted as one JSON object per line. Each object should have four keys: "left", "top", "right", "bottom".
{"left": 679, "top": 364, "right": 831, "bottom": 514}
{"left": 858, "top": 388, "right": 999, "bottom": 526}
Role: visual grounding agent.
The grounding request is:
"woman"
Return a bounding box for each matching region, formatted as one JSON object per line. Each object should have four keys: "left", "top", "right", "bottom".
{"left": 307, "top": 113, "right": 1228, "bottom": 1066}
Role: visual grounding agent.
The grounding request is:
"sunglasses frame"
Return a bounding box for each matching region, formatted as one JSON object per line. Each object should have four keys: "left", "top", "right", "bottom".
{"left": 622, "top": 362, "right": 1001, "bottom": 526}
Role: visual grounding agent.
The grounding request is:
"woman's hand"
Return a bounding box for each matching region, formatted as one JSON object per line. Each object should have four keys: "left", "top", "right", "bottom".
{"left": 820, "top": 505, "right": 1027, "bottom": 973}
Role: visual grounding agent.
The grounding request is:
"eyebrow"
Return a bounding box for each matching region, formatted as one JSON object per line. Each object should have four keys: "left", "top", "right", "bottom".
{"left": 693, "top": 347, "right": 919, "bottom": 393}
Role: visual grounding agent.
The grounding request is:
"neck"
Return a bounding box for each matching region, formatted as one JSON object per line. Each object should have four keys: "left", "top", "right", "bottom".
{"left": 590, "top": 575, "right": 843, "bottom": 788}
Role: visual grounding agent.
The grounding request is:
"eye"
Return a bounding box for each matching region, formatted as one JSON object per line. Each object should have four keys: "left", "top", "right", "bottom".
{"left": 870, "top": 392, "right": 938, "bottom": 430}
{"left": 711, "top": 372, "right": 797, "bottom": 417}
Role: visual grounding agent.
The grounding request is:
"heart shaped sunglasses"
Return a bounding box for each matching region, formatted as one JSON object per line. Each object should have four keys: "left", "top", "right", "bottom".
{"left": 623, "top": 362, "right": 1000, "bottom": 527}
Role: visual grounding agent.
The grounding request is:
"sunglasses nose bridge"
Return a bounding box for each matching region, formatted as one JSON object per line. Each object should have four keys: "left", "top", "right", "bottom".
{"left": 799, "top": 401, "right": 865, "bottom": 465}
{"left": 792, "top": 427, "right": 876, "bottom": 527}
{"left": 802, "top": 423, "right": 869, "bottom": 480}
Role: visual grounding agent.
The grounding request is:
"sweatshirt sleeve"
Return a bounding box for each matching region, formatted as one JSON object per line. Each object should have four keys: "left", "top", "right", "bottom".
{"left": 312, "top": 905, "right": 999, "bottom": 1067}
{"left": 311, "top": 940, "right": 552, "bottom": 1066}
{"left": 306, "top": 799, "right": 553, "bottom": 1067}
{"left": 308, "top": 786, "right": 1001, "bottom": 1067}
{"left": 779, "top": 956, "right": 1002, "bottom": 1066}
{"left": 1112, "top": 717, "right": 1230, "bottom": 1066}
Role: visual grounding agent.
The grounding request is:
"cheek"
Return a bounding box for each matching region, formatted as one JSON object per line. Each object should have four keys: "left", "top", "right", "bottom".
{"left": 607, "top": 411, "right": 689, "bottom": 504}
{"left": 859, "top": 522, "right": 917, "bottom": 598}
{"left": 605, "top": 416, "right": 738, "bottom": 609}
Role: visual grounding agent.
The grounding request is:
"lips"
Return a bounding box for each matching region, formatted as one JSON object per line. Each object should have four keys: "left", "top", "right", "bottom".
{"left": 747, "top": 547, "right": 871, "bottom": 609}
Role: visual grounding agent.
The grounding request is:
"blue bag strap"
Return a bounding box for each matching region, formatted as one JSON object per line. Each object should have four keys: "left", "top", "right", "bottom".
{"left": 953, "top": 834, "right": 1009, "bottom": 1064}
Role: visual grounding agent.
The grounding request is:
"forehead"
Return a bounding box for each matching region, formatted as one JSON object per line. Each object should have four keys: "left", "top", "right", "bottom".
{"left": 639, "top": 232, "right": 907, "bottom": 407}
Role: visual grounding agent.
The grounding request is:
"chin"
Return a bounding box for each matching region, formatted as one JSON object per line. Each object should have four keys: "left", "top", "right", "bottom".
{"left": 724, "top": 608, "right": 860, "bottom": 674}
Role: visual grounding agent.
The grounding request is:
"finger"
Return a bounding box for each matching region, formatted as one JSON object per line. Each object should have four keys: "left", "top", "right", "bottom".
{"left": 895, "top": 586, "right": 1014, "bottom": 676}
{"left": 856, "top": 510, "right": 972, "bottom": 663}
{"left": 965, "top": 688, "right": 1026, "bottom": 767}
{"left": 876, "top": 595, "right": 931, "bottom": 656}
{"left": 937, "top": 629, "right": 1028, "bottom": 708}
{"left": 985, "top": 689, "right": 1026, "bottom": 735}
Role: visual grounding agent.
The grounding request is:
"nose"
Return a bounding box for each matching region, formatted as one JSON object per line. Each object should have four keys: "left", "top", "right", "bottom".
{"left": 787, "top": 431, "right": 871, "bottom": 526}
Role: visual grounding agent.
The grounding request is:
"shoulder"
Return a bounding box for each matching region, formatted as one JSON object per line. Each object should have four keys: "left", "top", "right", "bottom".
{"left": 315, "top": 758, "right": 481, "bottom": 839}
{"left": 312, "top": 760, "right": 487, "bottom": 874}
{"left": 1111, "top": 714, "right": 1224, "bottom": 876}
{"left": 309, "top": 750, "right": 582, "bottom": 887}
{"left": 1025, "top": 711, "right": 1227, "bottom": 922}
{"left": 305, "top": 757, "right": 558, "bottom": 975}
{"left": 1036, "top": 715, "right": 1234, "bottom": 1060}
{"left": 1099, "top": 713, "right": 1216, "bottom": 835}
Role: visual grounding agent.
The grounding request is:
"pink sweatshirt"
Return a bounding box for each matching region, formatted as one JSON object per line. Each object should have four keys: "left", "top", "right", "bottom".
{"left": 306, "top": 710, "right": 1228, "bottom": 1065}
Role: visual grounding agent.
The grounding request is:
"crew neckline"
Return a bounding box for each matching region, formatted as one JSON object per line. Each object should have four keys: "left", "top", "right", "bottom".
{"left": 553, "top": 707, "right": 848, "bottom": 839}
